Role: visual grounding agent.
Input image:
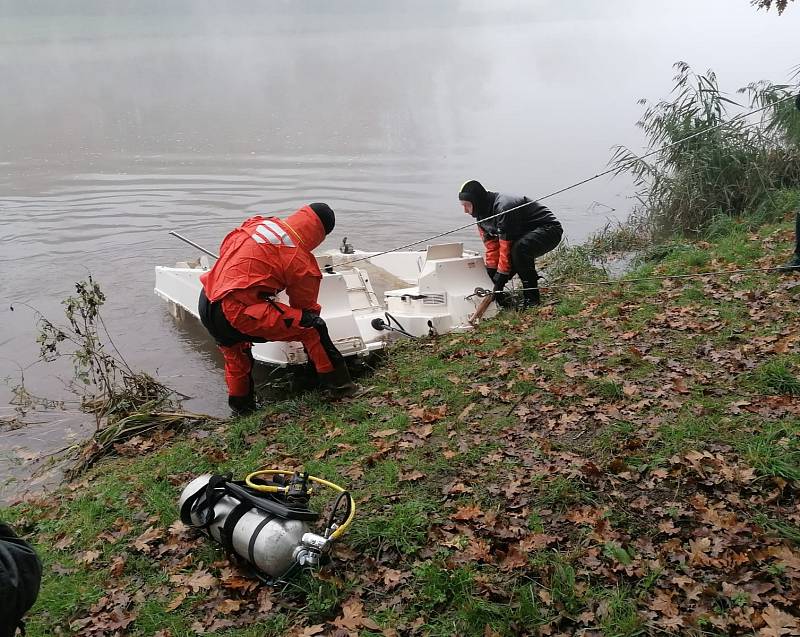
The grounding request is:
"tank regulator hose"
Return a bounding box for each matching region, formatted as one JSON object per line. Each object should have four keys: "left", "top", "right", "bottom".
{"left": 244, "top": 469, "right": 356, "bottom": 541}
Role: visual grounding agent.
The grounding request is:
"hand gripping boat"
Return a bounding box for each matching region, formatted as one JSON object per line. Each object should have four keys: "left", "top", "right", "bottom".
{"left": 154, "top": 241, "right": 497, "bottom": 366}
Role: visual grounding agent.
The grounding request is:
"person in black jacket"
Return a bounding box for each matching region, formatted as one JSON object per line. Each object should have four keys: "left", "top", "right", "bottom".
{"left": 0, "top": 522, "right": 42, "bottom": 637}
{"left": 459, "top": 180, "right": 563, "bottom": 308}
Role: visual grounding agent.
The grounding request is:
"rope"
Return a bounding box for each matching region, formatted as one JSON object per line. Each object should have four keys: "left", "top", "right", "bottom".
{"left": 472, "top": 265, "right": 792, "bottom": 298}
{"left": 338, "top": 93, "right": 796, "bottom": 267}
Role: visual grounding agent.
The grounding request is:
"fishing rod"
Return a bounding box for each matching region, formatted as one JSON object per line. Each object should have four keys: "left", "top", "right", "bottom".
{"left": 169, "top": 231, "right": 219, "bottom": 260}
{"left": 337, "top": 93, "right": 798, "bottom": 268}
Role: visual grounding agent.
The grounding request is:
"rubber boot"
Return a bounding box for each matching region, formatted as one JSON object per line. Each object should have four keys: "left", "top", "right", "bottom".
{"left": 318, "top": 360, "right": 357, "bottom": 398}
{"left": 520, "top": 272, "right": 541, "bottom": 310}
{"left": 228, "top": 392, "right": 257, "bottom": 415}
{"left": 228, "top": 373, "right": 257, "bottom": 415}
{"left": 780, "top": 212, "right": 800, "bottom": 272}
{"left": 780, "top": 253, "right": 800, "bottom": 272}
{"left": 521, "top": 287, "right": 541, "bottom": 309}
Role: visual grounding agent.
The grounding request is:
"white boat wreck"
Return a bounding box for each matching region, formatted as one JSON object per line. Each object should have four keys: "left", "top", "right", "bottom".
{"left": 154, "top": 242, "right": 497, "bottom": 366}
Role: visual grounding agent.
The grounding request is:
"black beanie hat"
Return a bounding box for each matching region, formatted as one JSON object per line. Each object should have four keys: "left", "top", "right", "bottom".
{"left": 458, "top": 180, "right": 487, "bottom": 205}
{"left": 309, "top": 202, "right": 335, "bottom": 235}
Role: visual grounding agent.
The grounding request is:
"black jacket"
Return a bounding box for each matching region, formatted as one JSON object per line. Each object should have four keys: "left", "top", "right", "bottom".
{"left": 0, "top": 523, "right": 42, "bottom": 637}
{"left": 476, "top": 192, "right": 559, "bottom": 241}
{"left": 476, "top": 192, "right": 560, "bottom": 273}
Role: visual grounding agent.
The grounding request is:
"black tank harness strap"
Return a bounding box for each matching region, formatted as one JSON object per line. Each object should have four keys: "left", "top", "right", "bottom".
{"left": 220, "top": 502, "right": 251, "bottom": 553}
{"left": 181, "top": 475, "right": 320, "bottom": 531}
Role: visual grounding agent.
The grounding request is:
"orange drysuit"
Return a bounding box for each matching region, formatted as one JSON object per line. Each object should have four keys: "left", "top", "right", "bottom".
{"left": 199, "top": 206, "right": 336, "bottom": 398}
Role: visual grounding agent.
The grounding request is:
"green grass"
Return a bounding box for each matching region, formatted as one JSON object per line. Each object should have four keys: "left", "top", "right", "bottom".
{"left": 7, "top": 207, "right": 800, "bottom": 636}
{"left": 750, "top": 358, "right": 800, "bottom": 396}
{"left": 590, "top": 378, "right": 625, "bottom": 400}
{"left": 742, "top": 422, "right": 800, "bottom": 481}
{"left": 348, "top": 498, "right": 434, "bottom": 555}
{"left": 414, "top": 561, "right": 474, "bottom": 611}
{"left": 594, "top": 586, "right": 646, "bottom": 637}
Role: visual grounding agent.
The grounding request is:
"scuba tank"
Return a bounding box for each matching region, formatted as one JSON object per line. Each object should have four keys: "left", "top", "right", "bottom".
{"left": 178, "top": 470, "right": 354, "bottom": 579}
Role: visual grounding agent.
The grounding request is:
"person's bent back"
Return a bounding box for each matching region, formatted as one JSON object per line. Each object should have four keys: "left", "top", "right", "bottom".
{"left": 0, "top": 522, "right": 42, "bottom": 637}
{"left": 198, "top": 203, "right": 354, "bottom": 413}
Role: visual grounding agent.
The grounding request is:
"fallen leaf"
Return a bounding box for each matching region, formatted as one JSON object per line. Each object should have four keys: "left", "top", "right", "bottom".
{"left": 458, "top": 403, "right": 476, "bottom": 422}
{"left": 133, "top": 526, "right": 164, "bottom": 554}
{"left": 217, "top": 599, "right": 242, "bottom": 614}
{"left": 499, "top": 545, "right": 529, "bottom": 571}
{"left": 383, "top": 568, "right": 409, "bottom": 589}
{"left": 370, "top": 429, "right": 398, "bottom": 438}
{"left": 257, "top": 588, "right": 275, "bottom": 613}
{"left": 410, "top": 423, "right": 434, "bottom": 438}
{"left": 166, "top": 589, "right": 188, "bottom": 612}
{"left": 77, "top": 550, "right": 101, "bottom": 565}
{"left": 672, "top": 377, "right": 690, "bottom": 394}
{"left": 760, "top": 605, "right": 799, "bottom": 636}
{"left": 451, "top": 504, "right": 483, "bottom": 521}
{"left": 109, "top": 555, "right": 126, "bottom": 577}
{"left": 399, "top": 470, "right": 425, "bottom": 482}
{"left": 333, "top": 600, "right": 362, "bottom": 630}
{"left": 171, "top": 569, "right": 217, "bottom": 592}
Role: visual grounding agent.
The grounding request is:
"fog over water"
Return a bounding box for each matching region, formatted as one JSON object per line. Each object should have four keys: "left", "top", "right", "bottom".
{"left": 1, "top": 0, "right": 798, "bottom": 499}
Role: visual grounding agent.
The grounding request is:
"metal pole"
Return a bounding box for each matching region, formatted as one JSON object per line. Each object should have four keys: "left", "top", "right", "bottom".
{"left": 169, "top": 231, "right": 219, "bottom": 260}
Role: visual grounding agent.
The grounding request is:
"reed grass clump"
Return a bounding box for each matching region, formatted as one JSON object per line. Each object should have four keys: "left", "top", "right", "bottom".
{"left": 612, "top": 62, "right": 800, "bottom": 238}
{"left": 30, "top": 277, "right": 219, "bottom": 474}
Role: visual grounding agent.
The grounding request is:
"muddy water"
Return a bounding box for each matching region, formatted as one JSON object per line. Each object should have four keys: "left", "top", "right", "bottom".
{"left": 1, "top": 1, "right": 798, "bottom": 502}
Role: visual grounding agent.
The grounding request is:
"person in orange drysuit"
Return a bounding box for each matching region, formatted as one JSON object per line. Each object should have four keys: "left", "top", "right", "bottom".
{"left": 198, "top": 203, "right": 353, "bottom": 414}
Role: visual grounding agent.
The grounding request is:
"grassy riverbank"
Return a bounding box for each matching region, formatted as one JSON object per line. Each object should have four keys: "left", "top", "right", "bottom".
{"left": 4, "top": 208, "right": 800, "bottom": 636}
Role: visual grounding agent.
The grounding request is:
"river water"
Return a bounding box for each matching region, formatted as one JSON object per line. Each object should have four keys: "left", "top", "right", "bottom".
{"left": 1, "top": 0, "right": 798, "bottom": 501}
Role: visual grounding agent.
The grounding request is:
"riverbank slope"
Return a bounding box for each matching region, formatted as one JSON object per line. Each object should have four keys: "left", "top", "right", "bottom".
{"left": 4, "top": 213, "right": 800, "bottom": 636}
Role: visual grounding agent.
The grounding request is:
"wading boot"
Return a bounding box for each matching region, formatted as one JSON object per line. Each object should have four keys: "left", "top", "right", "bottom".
{"left": 519, "top": 273, "right": 541, "bottom": 310}
{"left": 780, "top": 212, "right": 800, "bottom": 272}
{"left": 780, "top": 253, "right": 800, "bottom": 273}
{"left": 521, "top": 287, "right": 541, "bottom": 310}
{"left": 228, "top": 373, "right": 258, "bottom": 415}
{"left": 228, "top": 392, "right": 257, "bottom": 416}
{"left": 319, "top": 360, "right": 357, "bottom": 398}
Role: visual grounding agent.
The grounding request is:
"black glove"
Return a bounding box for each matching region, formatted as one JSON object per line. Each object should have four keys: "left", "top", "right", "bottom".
{"left": 485, "top": 266, "right": 497, "bottom": 281}
{"left": 300, "top": 309, "right": 322, "bottom": 328}
{"left": 492, "top": 271, "right": 510, "bottom": 292}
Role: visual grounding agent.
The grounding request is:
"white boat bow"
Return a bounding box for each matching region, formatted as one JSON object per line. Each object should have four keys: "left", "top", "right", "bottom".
{"left": 154, "top": 242, "right": 496, "bottom": 366}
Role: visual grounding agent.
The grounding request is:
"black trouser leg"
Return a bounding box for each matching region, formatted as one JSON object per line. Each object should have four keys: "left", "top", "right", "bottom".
{"left": 511, "top": 224, "right": 563, "bottom": 304}
{"left": 795, "top": 211, "right": 800, "bottom": 255}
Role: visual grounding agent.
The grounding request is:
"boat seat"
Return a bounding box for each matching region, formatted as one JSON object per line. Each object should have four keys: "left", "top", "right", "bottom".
{"left": 424, "top": 242, "right": 463, "bottom": 262}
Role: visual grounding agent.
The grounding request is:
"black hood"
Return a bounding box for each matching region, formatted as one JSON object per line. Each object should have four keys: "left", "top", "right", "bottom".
{"left": 458, "top": 180, "right": 490, "bottom": 218}
{"left": 309, "top": 202, "right": 335, "bottom": 235}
